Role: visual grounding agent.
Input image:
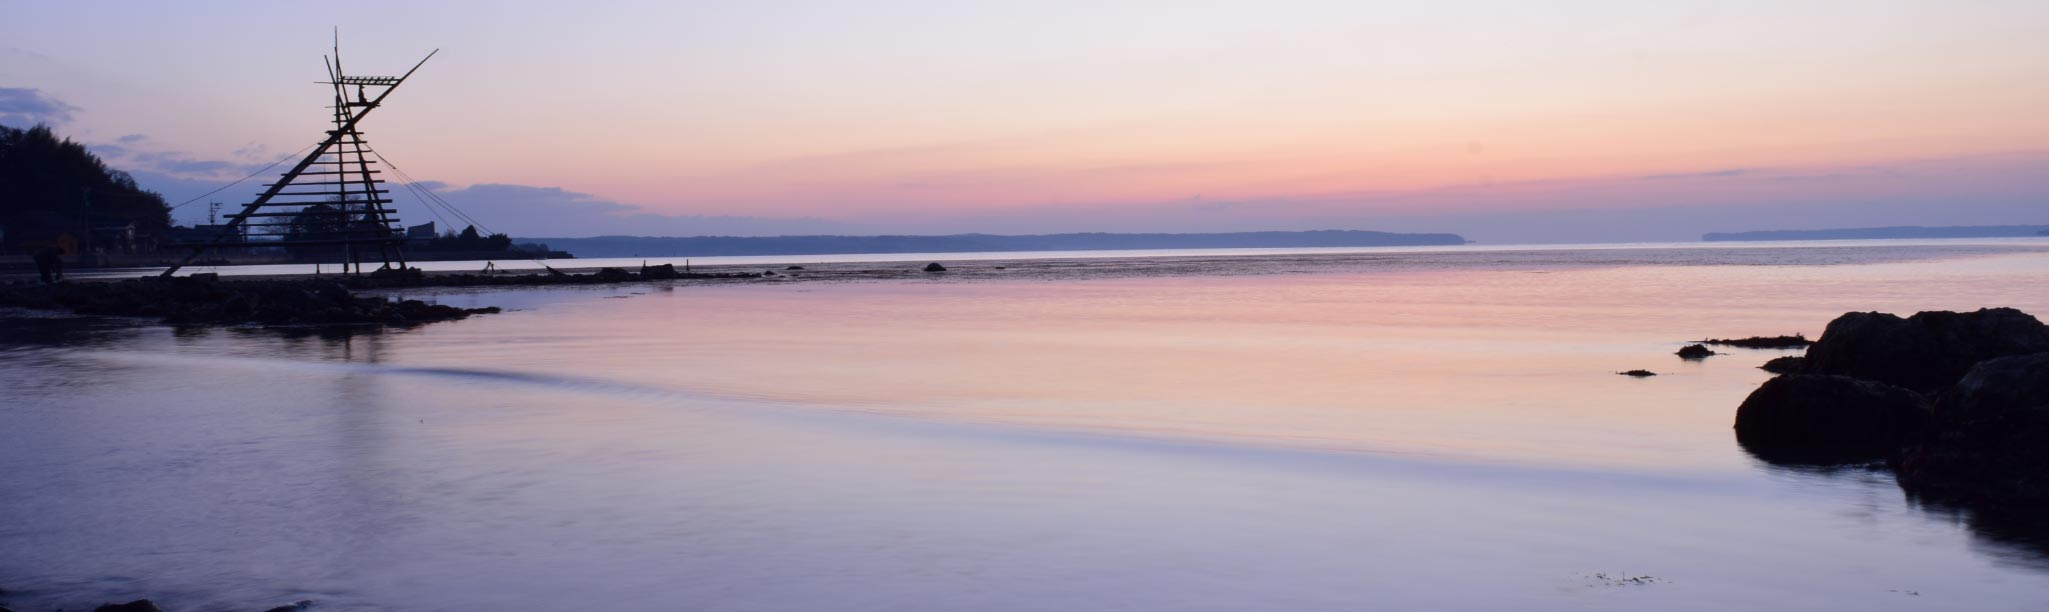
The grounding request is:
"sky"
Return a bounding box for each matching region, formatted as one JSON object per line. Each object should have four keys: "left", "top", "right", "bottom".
{"left": 2, "top": 0, "right": 2045, "bottom": 243}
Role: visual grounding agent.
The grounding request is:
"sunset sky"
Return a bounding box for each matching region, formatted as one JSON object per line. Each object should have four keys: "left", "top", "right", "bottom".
{"left": 3, "top": 1, "right": 2045, "bottom": 242}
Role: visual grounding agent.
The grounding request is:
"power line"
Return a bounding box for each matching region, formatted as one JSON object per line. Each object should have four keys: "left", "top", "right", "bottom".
{"left": 166, "top": 142, "right": 320, "bottom": 211}
{"left": 372, "top": 150, "right": 490, "bottom": 234}
{"left": 369, "top": 149, "right": 553, "bottom": 267}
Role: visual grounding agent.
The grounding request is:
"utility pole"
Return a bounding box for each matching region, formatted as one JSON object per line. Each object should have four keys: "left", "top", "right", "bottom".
{"left": 78, "top": 188, "right": 91, "bottom": 255}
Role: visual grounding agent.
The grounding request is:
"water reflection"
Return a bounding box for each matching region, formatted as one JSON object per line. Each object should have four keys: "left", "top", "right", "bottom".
{"left": 165, "top": 321, "right": 398, "bottom": 363}
{"left": 1742, "top": 432, "right": 2049, "bottom": 571}
{"left": 0, "top": 314, "right": 147, "bottom": 349}
{"left": 1908, "top": 495, "right": 2049, "bottom": 571}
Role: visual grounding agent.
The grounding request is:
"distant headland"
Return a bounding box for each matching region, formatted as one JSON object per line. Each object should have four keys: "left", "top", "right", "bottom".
{"left": 1703, "top": 225, "right": 2049, "bottom": 242}
{"left": 527, "top": 230, "right": 1468, "bottom": 258}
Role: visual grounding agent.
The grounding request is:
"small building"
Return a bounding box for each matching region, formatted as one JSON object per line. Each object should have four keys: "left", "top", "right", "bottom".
{"left": 406, "top": 221, "right": 437, "bottom": 241}
{"left": 89, "top": 216, "right": 138, "bottom": 253}
{"left": 160, "top": 224, "right": 249, "bottom": 255}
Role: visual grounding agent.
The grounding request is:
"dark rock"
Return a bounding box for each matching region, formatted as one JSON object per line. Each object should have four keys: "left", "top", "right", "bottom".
{"left": 640, "top": 263, "right": 680, "bottom": 279}
{"left": 1676, "top": 344, "right": 1715, "bottom": 359}
{"left": 923, "top": 262, "right": 947, "bottom": 272}
{"left": 1701, "top": 334, "right": 1812, "bottom": 349}
{"left": 1895, "top": 353, "right": 2049, "bottom": 503}
{"left": 784, "top": 265, "right": 805, "bottom": 270}
{"left": 94, "top": 600, "right": 164, "bottom": 612}
{"left": 1619, "top": 370, "right": 1657, "bottom": 377}
{"left": 593, "top": 267, "right": 634, "bottom": 281}
{"left": 368, "top": 266, "right": 424, "bottom": 280}
{"left": 1805, "top": 308, "right": 2049, "bottom": 391}
{"left": 1760, "top": 355, "right": 1806, "bottom": 374}
{"left": 1734, "top": 374, "right": 1932, "bottom": 465}
{"left": 309, "top": 280, "right": 350, "bottom": 303}
{"left": 262, "top": 600, "right": 315, "bottom": 612}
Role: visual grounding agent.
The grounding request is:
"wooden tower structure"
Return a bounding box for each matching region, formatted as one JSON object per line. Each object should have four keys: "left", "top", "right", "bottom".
{"left": 164, "top": 38, "right": 437, "bottom": 277}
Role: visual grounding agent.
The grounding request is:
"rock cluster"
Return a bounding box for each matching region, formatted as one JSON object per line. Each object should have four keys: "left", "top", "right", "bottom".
{"left": 1700, "top": 334, "right": 1812, "bottom": 349}
{"left": 1799, "top": 308, "right": 2049, "bottom": 391}
{"left": 1734, "top": 308, "right": 2049, "bottom": 504}
{"left": 86, "top": 598, "right": 308, "bottom": 612}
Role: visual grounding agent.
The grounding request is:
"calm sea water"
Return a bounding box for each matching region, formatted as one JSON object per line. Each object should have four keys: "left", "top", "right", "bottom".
{"left": 6, "top": 241, "right": 2049, "bottom": 611}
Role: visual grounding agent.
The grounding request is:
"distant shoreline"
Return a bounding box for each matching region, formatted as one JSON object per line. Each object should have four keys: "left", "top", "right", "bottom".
{"left": 1703, "top": 224, "right": 2049, "bottom": 242}
{"left": 524, "top": 230, "right": 1467, "bottom": 259}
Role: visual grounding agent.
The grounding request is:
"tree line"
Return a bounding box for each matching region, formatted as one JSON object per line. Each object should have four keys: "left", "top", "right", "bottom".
{"left": 0, "top": 124, "right": 172, "bottom": 254}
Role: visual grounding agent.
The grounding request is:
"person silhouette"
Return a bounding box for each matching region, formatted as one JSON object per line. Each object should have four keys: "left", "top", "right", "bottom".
{"left": 32, "top": 246, "right": 65, "bottom": 284}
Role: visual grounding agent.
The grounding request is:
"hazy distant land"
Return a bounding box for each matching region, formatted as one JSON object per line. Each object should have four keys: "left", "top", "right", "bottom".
{"left": 527, "top": 230, "right": 1467, "bottom": 258}
{"left": 1703, "top": 225, "right": 2049, "bottom": 242}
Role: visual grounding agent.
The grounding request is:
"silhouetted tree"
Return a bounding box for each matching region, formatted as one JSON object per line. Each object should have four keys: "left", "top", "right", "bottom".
{"left": 279, "top": 196, "right": 383, "bottom": 259}
{"left": 415, "top": 224, "right": 513, "bottom": 252}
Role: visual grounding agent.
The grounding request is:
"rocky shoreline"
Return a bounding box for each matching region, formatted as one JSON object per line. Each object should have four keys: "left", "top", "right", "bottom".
{"left": 0, "top": 275, "right": 500, "bottom": 328}
{"left": 0, "top": 264, "right": 773, "bottom": 329}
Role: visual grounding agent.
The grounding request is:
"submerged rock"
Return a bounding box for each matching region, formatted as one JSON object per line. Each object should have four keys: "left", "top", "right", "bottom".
{"left": 1734, "top": 374, "right": 1931, "bottom": 464}
{"left": 1759, "top": 355, "right": 1806, "bottom": 374}
{"left": 1676, "top": 344, "right": 1715, "bottom": 359}
{"left": 1619, "top": 370, "right": 1657, "bottom": 377}
{"left": 923, "top": 262, "right": 948, "bottom": 272}
{"left": 1804, "top": 308, "right": 2049, "bottom": 391}
{"left": 1895, "top": 353, "right": 2049, "bottom": 503}
{"left": 261, "top": 600, "right": 315, "bottom": 612}
{"left": 93, "top": 601, "right": 163, "bottom": 612}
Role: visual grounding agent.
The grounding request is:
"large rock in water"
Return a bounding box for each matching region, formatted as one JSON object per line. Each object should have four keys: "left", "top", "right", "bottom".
{"left": 1734, "top": 374, "right": 1931, "bottom": 464}
{"left": 1803, "top": 308, "right": 2049, "bottom": 391}
{"left": 1895, "top": 353, "right": 2049, "bottom": 503}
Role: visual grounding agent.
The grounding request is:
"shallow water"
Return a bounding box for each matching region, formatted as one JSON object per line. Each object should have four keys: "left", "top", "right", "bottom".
{"left": 5, "top": 242, "right": 2049, "bottom": 610}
